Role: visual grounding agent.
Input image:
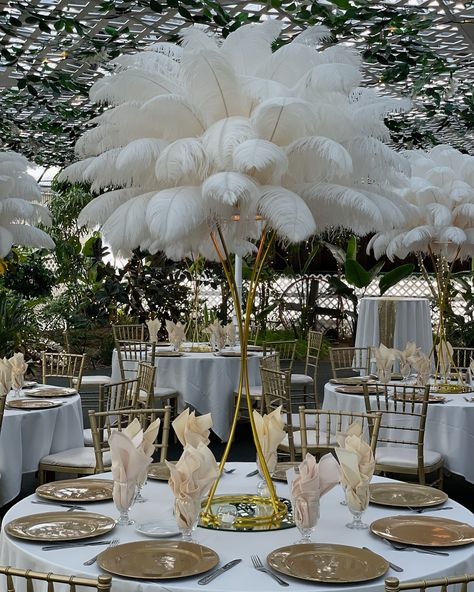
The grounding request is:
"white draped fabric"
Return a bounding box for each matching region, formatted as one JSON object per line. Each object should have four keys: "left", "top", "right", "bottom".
{"left": 0, "top": 392, "right": 84, "bottom": 505}
{"left": 1, "top": 466, "right": 473, "bottom": 592}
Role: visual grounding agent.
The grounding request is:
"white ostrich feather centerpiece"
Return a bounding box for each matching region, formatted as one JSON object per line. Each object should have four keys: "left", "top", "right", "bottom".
{"left": 0, "top": 151, "right": 54, "bottom": 257}
{"left": 368, "top": 145, "right": 474, "bottom": 261}
{"left": 63, "top": 21, "right": 410, "bottom": 258}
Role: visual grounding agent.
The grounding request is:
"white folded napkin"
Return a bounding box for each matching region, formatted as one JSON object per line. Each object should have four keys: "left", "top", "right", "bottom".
{"left": 436, "top": 340, "right": 453, "bottom": 379}
{"left": 172, "top": 408, "right": 212, "bottom": 448}
{"left": 288, "top": 453, "right": 340, "bottom": 529}
{"left": 167, "top": 443, "right": 218, "bottom": 528}
{"left": 396, "top": 341, "right": 418, "bottom": 365}
{"left": 372, "top": 343, "right": 396, "bottom": 382}
{"left": 165, "top": 320, "right": 186, "bottom": 350}
{"left": 225, "top": 322, "right": 237, "bottom": 348}
{"left": 336, "top": 419, "right": 363, "bottom": 448}
{"left": 146, "top": 318, "right": 160, "bottom": 343}
{"left": 468, "top": 359, "right": 474, "bottom": 385}
{"left": 408, "top": 351, "right": 431, "bottom": 386}
{"left": 253, "top": 406, "right": 285, "bottom": 474}
{"left": 8, "top": 352, "right": 28, "bottom": 390}
{"left": 206, "top": 320, "right": 226, "bottom": 351}
{"left": 0, "top": 358, "right": 12, "bottom": 396}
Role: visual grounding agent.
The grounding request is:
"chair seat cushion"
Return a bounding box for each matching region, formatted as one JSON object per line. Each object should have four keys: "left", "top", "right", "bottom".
{"left": 73, "top": 376, "right": 111, "bottom": 386}
{"left": 84, "top": 428, "right": 118, "bottom": 447}
{"left": 233, "top": 386, "right": 262, "bottom": 397}
{"left": 376, "top": 446, "right": 442, "bottom": 468}
{"left": 40, "top": 447, "right": 111, "bottom": 469}
{"left": 290, "top": 373, "right": 314, "bottom": 386}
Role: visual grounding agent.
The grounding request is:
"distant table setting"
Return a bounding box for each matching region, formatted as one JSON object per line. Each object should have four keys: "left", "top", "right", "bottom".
{"left": 1, "top": 465, "right": 473, "bottom": 592}
{"left": 0, "top": 384, "right": 83, "bottom": 506}
{"left": 110, "top": 343, "right": 262, "bottom": 441}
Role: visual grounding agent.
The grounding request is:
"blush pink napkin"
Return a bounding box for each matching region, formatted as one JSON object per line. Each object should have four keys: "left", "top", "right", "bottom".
{"left": 0, "top": 358, "right": 12, "bottom": 396}
{"left": 172, "top": 408, "right": 212, "bottom": 448}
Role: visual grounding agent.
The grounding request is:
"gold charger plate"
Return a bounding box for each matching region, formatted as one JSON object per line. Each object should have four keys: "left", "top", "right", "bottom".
{"left": 155, "top": 351, "right": 183, "bottom": 357}
{"left": 148, "top": 461, "right": 175, "bottom": 481}
{"left": 26, "top": 387, "right": 76, "bottom": 397}
{"left": 272, "top": 462, "right": 300, "bottom": 482}
{"left": 247, "top": 345, "right": 263, "bottom": 352}
{"left": 7, "top": 399, "right": 61, "bottom": 410}
{"left": 370, "top": 515, "right": 474, "bottom": 547}
{"left": 335, "top": 385, "right": 383, "bottom": 395}
{"left": 36, "top": 479, "right": 114, "bottom": 502}
{"left": 97, "top": 540, "right": 219, "bottom": 579}
{"left": 5, "top": 512, "right": 116, "bottom": 542}
{"left": 215, "top": 351, "right": 243, "bottom": 357}
{"left": 267, "top": 543, "right": 388, "bottom": 583}
{"left": 369, "top": 483, "right": 448, "bottom": 508}
{"left": 392, "top": 394, "right": 446, "bottom": 404}
{"left": 329, "top": 377, "right": 371, "bottom": 385}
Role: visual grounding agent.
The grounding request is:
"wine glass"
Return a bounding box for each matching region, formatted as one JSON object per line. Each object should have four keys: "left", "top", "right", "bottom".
{"left": 400, "top": 361, "right": 412, "bottom": 383}
{"left": 345, "top": 483, "right": 370, "bottom": 529}
{"left": 292, "top": 494, "right": 319, "bottom": 543}
{"left": 135, "top": 468, "right": 148, "bottom": 503}
{"left": 113, "top": 481, "right": 137, "bottom": 526}
{"left": 256, "top": 456, "right": 275, "bottom": 497}
{"left": 174, "top": 497, "right": 201, "bottom": 542}
{"left": 378, "top": 367, "right": 392, "bottom": 384}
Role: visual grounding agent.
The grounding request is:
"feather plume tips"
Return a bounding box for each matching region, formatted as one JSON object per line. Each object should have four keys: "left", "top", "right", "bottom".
{"left": 69, "top": 21, "right": 409, "bottom": 260}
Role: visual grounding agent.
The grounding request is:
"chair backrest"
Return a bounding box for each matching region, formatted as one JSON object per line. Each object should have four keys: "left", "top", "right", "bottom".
{"left": 97, "top": 378, "right": 140, "bottom": 414}
{"left": 112, "top": 323, "right": 145, "bottom": 342}
{"left": 263, "top": 340, "right": 297, "bottom": 372}
{"left": 305, "top": 330, "right": 324, "bottom": 380}
{"left": 363, "top": 383, "right": 430, "bottom": 481}
{"left": 137, "top": 361, "right": 156, "bottom": 407}
{"left": 260, "top": 366, "right": 295, "bottom": 459}
{"left": 116, "top": 340, "right": 156, "bottom": 382}
{"left": 0, "top": 393, "right": 6, "bottom": 433}
{"left": 452, "top": 347, "right": 474, "bottom": 371}
{"left": 329, "top": 346, "right": 371, "bottom": 378}
{"left": 41, "top": 352, "right": 85, "bottom": 389}
{"left": 89, "top": 406, "right": 171, "bottom": 472}
{"left": 298, "top": 406, "right": 382, "bottom": 458}
{"left": 0, "top": 566, "right": 112, "bottom": 592}
{"left": 260, "top": 353, "right": 280, "bottom": 371}
{"left": 385, "top": 573, "right": 474, "bottom": 592}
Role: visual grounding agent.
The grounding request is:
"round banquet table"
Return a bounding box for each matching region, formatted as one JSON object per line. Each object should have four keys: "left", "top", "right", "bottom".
{"left": 0, "top": 389, "right": 83, "bottom": 506}
{"left": 1, "top": 464, "right": 473, "bottom": 592}
{"left": 110, "top": 346, "right": 262, "bottom": 441}
{"left": 323, "top": 382, "right": 474, "bottom": 484}
{"left": 355, "top": 297, "right": 433, "bottom": 360}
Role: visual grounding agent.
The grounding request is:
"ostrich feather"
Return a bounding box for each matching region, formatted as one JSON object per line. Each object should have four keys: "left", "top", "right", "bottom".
{"left": 180, "top": 27, "right": 219, "bottom": 52}
{"left": 347, "top": 136, "right": 411, "bottom": 179}
{"left": 460, "top": 157, "right": 474, "bottom": 185}
{"left": 221, "top": 20, "right": 282, "bottom": 76}
{"left": 311, "top": 103, "right": 357, "bottom": 143}
{"left": 424, "top": 166, "right": 456, "bottom": 188}
{"left": 201, "top": 117, "right": 256, "bottom": 171}
{"left": 31, "top": 204, "right": 52, "bottom": 226}
{"left": 367, "top": 230, "right": 397, "bottom": 260}
{"left": 202, "top": 172, "right": 259, "bottom": 206}
{"left": 155, "top": 139, "right": 209, "bottom": 186}
{"left": 241, "top": 77, "right": 292, "bottom": 103}
{"left": 7, "top": 224, "right": 55, "bottom": 251}
{"left": 426, "top": 203, "right": 452, "bottom": 227}
{"left": 77, "top": 188, "right": 142, "bottom": 227}
{"left": 102, "top": 192, "right": 154, "bottom": 255}
{"left": 285, "top": 136, "right": 353, "bottom": 183}
{"left": 0, "top": 226, "right": 14, "bottom": 257}
{"left": 181, "top": 50, "right": 250, "bottom": 125}
{"left": 294, "top": 64, "right": 362, "bottom": 96}
{"left": 414, "top": 185, "right": 447, "bottom": 207}
{"left": 147, "top": 187, "right": 207, "bottom": 243}
{"left": 0, "top": 198, "right": 36, "bottom": 222}
{"left": 230, "top": 239, "right": 258, "bottom": 257}
{"left": 318, "top": 45, "right": 362, "bottom": 68}
{"left": 58, "top": 158, "right": 95, "bottom": 183}
{"left": 116, "top": 138, "right": 167, "bottom": 177}
{"left": 256, "top": 44, "right": 318, "bottom": 87}
{"left": 251, "top": 98, "right": 317, "bottom": 146}
{"left": 7, "top": 175, "right": 42, "bottom": 201}
{"left": 292, "top": 25, "right": 331, "bottom": 46}
{"left": 141, "top": 95, "right": 205, "bottom": 140}
{"left": 386, "top": 232, "right": 411, "bottom": 261}
{"left": 439, "top": 226, "right": 467, "bottom": 244}
{"left": 112, "top": 51, "right": 182, "bottom": 79}
{"left": 82, "top": 149, "right": 124, "bottom": 191}
{"left": 450, "top": 180, "right": 474, "bottom": 202}
{"left": 453, "top": 203, "right": 474, "bottom": 226}
{"left": 257, "top": 186, "right": 315, "bottom": 242}
{"left": 403, "top": 225, "right": 434, "bottom": 250}
{"left": 233, "top": 139, "right": 288, "bottom": 184}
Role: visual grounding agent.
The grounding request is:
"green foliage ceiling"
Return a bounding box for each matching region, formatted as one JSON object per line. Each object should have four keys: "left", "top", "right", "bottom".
{"left": 0, "top": 0, "right": 473, "bottom": 165}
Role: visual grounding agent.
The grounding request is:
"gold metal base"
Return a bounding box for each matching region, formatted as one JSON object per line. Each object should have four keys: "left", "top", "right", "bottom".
{"left": 432, "top": 383, "right": 473, "bottom": 394}
{"left": 200, "top": 494, "right": 291, "bottom": 531}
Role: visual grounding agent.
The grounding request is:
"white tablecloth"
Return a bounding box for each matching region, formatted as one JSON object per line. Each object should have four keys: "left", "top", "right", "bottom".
{"left": 111, "top": 348, "right": 262, "bottom": 441}
{"left": 323, "top": 382, "right": 474, "bottom": 484}
{"left": 355, "top": 297, "right": 433, "bottom": 357}
{"left": 0, "top": 391, "right": 84, "bottom": 506}
{"left": 1, "top": 464, "right": 473, "bottom": 592}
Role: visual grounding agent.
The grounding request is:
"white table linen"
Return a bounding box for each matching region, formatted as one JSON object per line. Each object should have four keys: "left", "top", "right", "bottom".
{"left": 1, "top": 464, "right": 473, "bottom": 592}
{"left": 111, "top": 348, "right": 262, "bottom": 441}
{"left": 0, "top": 390, "right": 83, "bottom": 506}
{"left": 323, "top": 382, "right": 474, "bottom": 484}
{"left": 355, "top": 297, "right": 433, "bottom": 358}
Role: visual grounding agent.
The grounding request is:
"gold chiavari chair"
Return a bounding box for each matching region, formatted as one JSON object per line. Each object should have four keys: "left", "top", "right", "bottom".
{"left": 89, "top": 406, "right": 171, "bottom": 472}
{"left": 116, "top": 340, "right": 156, "bottom": 382}
{"left": 234, "top": 353, "right": 280, "bottom": 421}
{"left": 291, "top": 330, "right": 324, "bottom": 404}
{"left": 83, "top": 378, "right": 140, "bottom": 446}
{"left": 385, "top": 573, "right": 474, "bottom": 592}
{"left": 363, "top": 383, "right": 444, "bottom": 488}
{"left": 137, "top": 361, "right": 178, "bottom": 415}
{"left": 64, "top": 329, "right": 112, "bottom": 392}
{"left": 298, "top": 407, "right": 382, "bottom": 458}
{"left": 0, "top": 566, "right": 112, "bottom": 592}
{"left": 41, "top": 351, "right": 85, "bottom": 389}
{"left": 263, "top": 340, "right": 297, "bottom": 373}
{"left": 0, "top": 392, "right": 6, "bottom": 433}
{"left": 329, "top": 346, "right": 372, "bottom": 378}
{"left": 452, "top": 346, "right": 474, "bottom": 371}
{"left": 112, "top": 323, "right": 145, "bottom": 342}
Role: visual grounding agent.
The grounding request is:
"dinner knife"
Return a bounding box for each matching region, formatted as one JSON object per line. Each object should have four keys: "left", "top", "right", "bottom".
{"left": 42, "top": 540, "right": 112, "bottom": 551}
{"left": 198, "top": 559, "right": 242, "bottom": 585}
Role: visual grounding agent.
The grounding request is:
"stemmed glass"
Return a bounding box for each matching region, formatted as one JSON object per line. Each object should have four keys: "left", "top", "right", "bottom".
{"left": 174, "top": 497, "right": 201, "bottom": 542}
{"left": 135, "top": 469, "right": 148, "bottom": 503}
{"left": 256, "top": 456, "right": 274, "bottom": 497}
{"left": 345, "top": 482, "right": 369, "bottom": 529}
{"left": 113, "top": 481, "right": 137, "bottom": 526}
{"left": 292, "top": 494, "right": 319, "bottom": 543}
{"left": 400, "top": 361, "right": 412, "bottom": 383}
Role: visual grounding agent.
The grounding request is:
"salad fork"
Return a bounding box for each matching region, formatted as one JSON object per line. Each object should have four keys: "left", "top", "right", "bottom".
{"left": 251, "top": 555, "right": 289, "bottom": 586}
{"left": 383, "top": 539, "right": 449, "bottom": 556}
{"left": 83, "top": 538, "right": 120, "bottom": 565}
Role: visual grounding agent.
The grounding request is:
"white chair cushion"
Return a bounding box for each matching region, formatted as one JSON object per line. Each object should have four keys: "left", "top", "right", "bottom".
{"left": 73, "top": 376, "right": 112, "bottom": 386}
{"left": 290, "top": 373, "right": 314, "bottom": 386}
{"left": 376, "top": 446, "right": 442, "bottom": 468}
{"left": 83, "top": 428, "right": 118, "bottom": 447}
{"left": 233, "top": 386, "right": 262, "bottom": 397}
{"left": 40, "top": 447, "right": 111, "bottom": 469}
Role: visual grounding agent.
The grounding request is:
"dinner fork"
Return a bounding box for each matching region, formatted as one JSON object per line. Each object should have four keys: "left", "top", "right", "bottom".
{"left": 407, "top": 506, "right": 453, "bottom": 514}
{"left": 250, "top": 555, "right": 289, "bottom": 586}
{"left": 83, "top": 538, "right": 120, "bottom": 566}
{"left": 383, "top": 539, "right": 449, "bottom": 556}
